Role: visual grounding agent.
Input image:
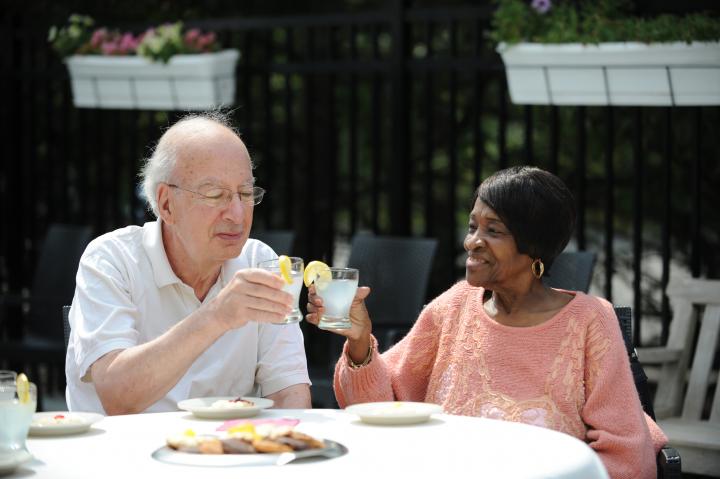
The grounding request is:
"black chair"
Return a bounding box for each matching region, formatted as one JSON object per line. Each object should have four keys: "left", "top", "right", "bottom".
{"left": 0, "top": 224, "right": 92, "bottom": 408}
{"left": 543, "top": 251, "right": 596, "bottom": 293}
{"left": 63, "top": 305, "right": 72, "bottom": 351}
{"left": 251, "top": 230, "right": 295, "bottom": 256}
{"left": 346, "top": 234, "right": 438, "bottom": 352}
{"left": 614, "top": 306, "right": 681, "bottom": 479}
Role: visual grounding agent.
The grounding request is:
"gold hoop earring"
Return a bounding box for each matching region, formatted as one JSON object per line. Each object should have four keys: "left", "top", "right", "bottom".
{"left": 531, "top": 259, "right": 545, "bottom": 279}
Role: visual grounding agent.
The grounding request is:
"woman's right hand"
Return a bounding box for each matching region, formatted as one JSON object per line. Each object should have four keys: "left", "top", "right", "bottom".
{"left": 305, "top": 285, "right": 373, "bottom": 356}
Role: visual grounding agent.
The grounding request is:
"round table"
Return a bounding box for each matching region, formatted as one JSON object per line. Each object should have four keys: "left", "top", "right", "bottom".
{"left": 15, "top": 409, "right": 608, "bottom": 478}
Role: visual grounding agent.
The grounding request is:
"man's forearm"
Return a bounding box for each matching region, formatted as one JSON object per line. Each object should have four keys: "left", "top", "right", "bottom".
{"left": 92, "top": 309, "right": 227, "bottom": 414}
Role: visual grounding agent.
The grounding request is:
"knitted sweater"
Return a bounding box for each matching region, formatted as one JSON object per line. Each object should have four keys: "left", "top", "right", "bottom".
{"left": 334, "top": 281, "right": 667, "bottom": 479}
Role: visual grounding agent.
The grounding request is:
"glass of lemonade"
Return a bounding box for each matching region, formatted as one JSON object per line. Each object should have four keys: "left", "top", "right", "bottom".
{"left": 258, "top": 256, "right": 304, "bottom": 324}
{"left": 317, "top": 267, "right": 359, "bottom": 330}
{"left": 0, "top": 373, "right": 37, "bottom": 460}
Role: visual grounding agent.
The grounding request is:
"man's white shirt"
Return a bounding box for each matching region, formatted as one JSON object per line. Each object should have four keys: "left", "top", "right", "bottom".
{"left": 65, "top": 221, "right": 310, "bottom": 413}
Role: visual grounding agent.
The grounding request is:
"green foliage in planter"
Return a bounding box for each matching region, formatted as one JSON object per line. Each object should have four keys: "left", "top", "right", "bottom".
{"left": 490, "top": 0, "right": 720, "bottom": 44}
{"left": 47, "top": 14, "right": 96, "bottom": 59}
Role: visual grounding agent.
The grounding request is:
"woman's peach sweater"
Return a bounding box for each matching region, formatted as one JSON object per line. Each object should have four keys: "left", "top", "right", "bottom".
{"left": 334, "top": 281, "right": 667, "bottom": 479}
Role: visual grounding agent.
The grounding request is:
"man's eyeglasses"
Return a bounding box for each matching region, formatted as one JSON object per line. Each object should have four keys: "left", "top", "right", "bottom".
{"left": 166, "top": 183, "right": 266, "bottom": 208}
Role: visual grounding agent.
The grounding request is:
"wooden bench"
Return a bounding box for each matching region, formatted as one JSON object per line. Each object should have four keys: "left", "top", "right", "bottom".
{"left": 638, "top": 278, "right": 720, "bottom": 476}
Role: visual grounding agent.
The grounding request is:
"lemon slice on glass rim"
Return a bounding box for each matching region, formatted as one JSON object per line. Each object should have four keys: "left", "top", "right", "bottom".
{"left": 16, "top": 373, "right": 30, "bottom": 404}
{"left": 303, "top": 260, "right": 331, "bottom": 290}
{"left": 277, "top": 255, "right": 293, "bottom": 284}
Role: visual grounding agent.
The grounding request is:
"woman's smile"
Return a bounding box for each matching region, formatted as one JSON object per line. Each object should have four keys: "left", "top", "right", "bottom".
{"left": 466, "top": 255, "right": 491, "bottom": 269}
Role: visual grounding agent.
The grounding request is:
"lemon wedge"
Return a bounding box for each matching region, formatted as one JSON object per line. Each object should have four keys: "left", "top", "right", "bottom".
{"left": 183, "top": 428, "right": 196, "bottom": 437}
{"left": 278, "top": 255, "right": 293, "bottom": 284}
{"left": 16, "top": 373, "right": 30, "bottom": 404}
{"left": 303, "top": 260, "right": 331, "bottom": 289}
{"left": 228, "top": 423, "right": 256, "bottom": 435}
{"left": 227, "top": 423, "right": 261, "bottom": 440}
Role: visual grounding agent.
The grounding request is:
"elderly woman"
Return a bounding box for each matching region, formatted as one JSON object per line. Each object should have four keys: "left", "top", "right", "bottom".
{"left": 307, "top": 166, "right": 667, "bottom": 479}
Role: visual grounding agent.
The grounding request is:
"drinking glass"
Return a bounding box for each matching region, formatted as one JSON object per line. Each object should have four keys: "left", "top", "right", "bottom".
{"left": 258, "top": 257, "right": 304, "bottom": 324}
{"left": 317, "top": 267, "right": 359, "bottom": 330}
{"left": 0, "top": 371, "right": 17, "bottom": 400}
{"left": 0, "top": 374, "right": 37, "bottom": 460}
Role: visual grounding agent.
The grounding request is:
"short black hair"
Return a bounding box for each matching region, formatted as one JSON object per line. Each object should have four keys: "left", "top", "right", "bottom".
{"left": 475, "top": 166, "right": 576, "bottom": 271}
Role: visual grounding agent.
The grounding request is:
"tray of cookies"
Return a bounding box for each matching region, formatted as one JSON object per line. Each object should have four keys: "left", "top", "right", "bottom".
{"left": 152, "top": 419, "right": 346, "bottom": 467}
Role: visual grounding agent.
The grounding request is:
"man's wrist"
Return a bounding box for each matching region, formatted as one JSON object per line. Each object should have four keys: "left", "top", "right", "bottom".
{"left": 198, "top": 304, "right": 233, "bottom": 337}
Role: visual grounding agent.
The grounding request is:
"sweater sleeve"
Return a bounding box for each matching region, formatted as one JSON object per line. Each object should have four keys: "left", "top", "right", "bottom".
{"left": 582, "top": 299, "right": 664, "bottom": 479}
{"left": 334, "top": 300, "right": 442, "bottom": 408}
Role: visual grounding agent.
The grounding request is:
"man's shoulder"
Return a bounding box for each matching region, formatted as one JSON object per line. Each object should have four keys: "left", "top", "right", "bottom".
{"left": 83, "top": 223, "right": 148, "bottom": 261}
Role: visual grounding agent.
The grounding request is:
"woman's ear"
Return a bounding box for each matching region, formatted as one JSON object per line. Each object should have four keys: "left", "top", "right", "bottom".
{"left": 157, "top": 183, "right": 174, "bottom": 224}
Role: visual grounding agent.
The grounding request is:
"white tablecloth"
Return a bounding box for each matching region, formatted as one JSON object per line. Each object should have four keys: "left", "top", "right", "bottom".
{"left": 14, "top": 409, "right": 608, "bottom": 479}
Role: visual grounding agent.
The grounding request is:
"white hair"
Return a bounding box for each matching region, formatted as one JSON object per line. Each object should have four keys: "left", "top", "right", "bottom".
{"left": 139, "top": 111, "right": 248, "bottom": 217}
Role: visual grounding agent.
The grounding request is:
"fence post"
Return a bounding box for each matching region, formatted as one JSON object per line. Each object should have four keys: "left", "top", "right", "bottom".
{"left": 389, "top": 0, "right": 411, "bottom": 235}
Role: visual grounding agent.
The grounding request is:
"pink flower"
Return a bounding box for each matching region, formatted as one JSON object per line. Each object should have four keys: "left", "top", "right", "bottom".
{"left": 101, "top": 41, "right": 118, "bottom": 55}
{"left": 90, "top": 28, "right": 108, "bottom": 49}
{"left": 196, "top": 32, "right": 216, "bottom": 51}
{"left": 118, "top": 32, "right": 138, "bottom": 54}
{"left": 185, "top": 28, "right": 200, "bottom": 43}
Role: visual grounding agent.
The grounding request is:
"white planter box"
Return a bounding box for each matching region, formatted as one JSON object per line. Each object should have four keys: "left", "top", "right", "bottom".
{"left": 65, "top": 49, "right": 239, "bottom": 110}
{"left": 497, "top": 42, "right": 720, "bottom": 106}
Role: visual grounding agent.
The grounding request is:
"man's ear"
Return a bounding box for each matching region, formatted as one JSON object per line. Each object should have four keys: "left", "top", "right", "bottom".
{"left": 157, "top": 183, "right": 174, "bottom": 224}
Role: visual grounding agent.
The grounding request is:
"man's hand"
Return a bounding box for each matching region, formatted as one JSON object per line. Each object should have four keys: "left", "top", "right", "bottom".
{"left": 205, "top": 269, "right": 293, "bottom": 330}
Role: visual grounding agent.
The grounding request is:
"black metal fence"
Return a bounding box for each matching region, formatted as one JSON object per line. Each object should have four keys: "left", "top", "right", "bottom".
{"left": 1, "top": 3, "right": 719, "bottom": 371}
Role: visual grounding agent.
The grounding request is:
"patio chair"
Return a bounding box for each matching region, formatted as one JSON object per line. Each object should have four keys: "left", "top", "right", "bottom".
{"left": 636, "top": 278, "right": 720, "bottom": 476}
{"left": 0, "top": 224, "right": 92, "bottom": 408}
{"left": 250, "top": 229, "right": 295, "bottom": 256}
{"left": 63, "top": 305, "right": 72, "bottom": 351}
{"left": 346, "top": 234, "right": 438, "bottom": 352}
{"left": 615, "top": 306, "right": 682, "bottom": 479}
{"left": 542, "top": 250, "right": 596, "bottom": 293}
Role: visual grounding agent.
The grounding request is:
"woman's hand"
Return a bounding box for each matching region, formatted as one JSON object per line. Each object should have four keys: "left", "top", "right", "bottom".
{"left": 306, "top": 284, "right": 372, "bottom": 347}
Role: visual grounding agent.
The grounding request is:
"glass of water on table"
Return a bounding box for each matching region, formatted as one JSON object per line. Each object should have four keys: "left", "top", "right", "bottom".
{"left": 0, "top": 371, "right": 36, "bottom": 461}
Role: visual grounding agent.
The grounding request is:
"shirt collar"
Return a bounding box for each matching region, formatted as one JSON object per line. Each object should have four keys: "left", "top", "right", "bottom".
{"left": 220, "top": 262, "right": 234, "bottom": 288}
{"left": 142, "top": 220, "right": 183, "bottom": 288}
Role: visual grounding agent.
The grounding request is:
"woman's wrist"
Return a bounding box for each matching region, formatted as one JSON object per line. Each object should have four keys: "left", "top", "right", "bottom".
{"left": 347, "top": 336, "right": 372, "bottom": 365}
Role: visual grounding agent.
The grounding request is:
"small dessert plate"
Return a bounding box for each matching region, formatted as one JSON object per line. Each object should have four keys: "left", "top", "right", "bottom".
{"left": 177, "top": 397, "right": 273, "bottom": 419}
{"left": 29, "top": 411, "right": 104, "bottom": 436}
{"left": 345, "top": 401, "right": 443, "bottom": 425}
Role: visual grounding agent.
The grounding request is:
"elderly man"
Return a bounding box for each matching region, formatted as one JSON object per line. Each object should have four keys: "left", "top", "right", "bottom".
{"left": 65, "top": 112, "right": 311, "bottom": 414}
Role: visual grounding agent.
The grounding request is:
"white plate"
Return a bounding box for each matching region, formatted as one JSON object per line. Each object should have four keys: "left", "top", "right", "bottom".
{"left": 29, "top": 412, "right": 104, "bottom": 436}
{"left": 345, "top": 401, "right": 443, "bottom": 425}
{"left": 177, "top": 397, "right": 273, "bottom": 419}
{"left": 0, "top": 449, "right": 32, "bottom": 475}
{"left": 151, "top": 439, "right": 347, "bottom": 467}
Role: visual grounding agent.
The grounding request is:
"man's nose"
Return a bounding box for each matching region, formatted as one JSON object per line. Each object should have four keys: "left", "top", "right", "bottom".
{"left": 223, "top": 193, "right": 248, "bottom": 219}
